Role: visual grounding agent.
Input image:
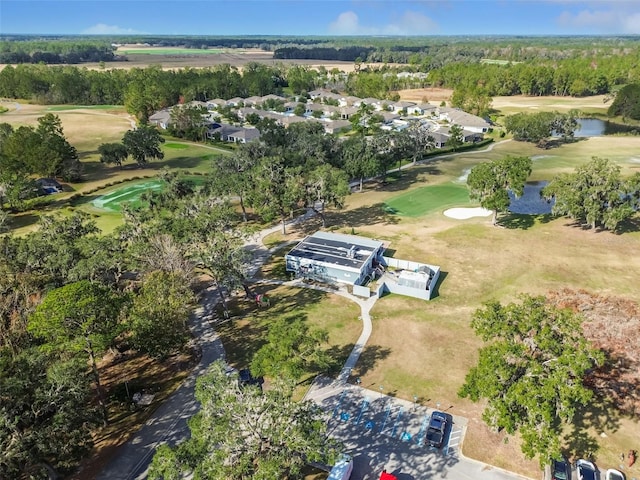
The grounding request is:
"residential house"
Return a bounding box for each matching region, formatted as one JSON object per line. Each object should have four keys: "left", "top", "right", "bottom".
{"left": 149, "top": 109, "right": 171, "bottom": 129}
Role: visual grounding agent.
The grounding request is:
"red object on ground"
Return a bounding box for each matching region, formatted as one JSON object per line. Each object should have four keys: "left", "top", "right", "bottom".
{"left": 380, "top": 472, "right": 398, "bottom": 480}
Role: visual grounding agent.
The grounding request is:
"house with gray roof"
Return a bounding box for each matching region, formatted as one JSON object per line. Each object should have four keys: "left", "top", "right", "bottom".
{"left": 149, "top": 109, "right": 171, "bottom": 129}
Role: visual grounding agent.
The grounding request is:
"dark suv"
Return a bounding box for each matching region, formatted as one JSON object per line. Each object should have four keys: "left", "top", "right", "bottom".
{"left": 551, "top": 457, "right": 571, "bottom": 480}
{"left": 426, "top": 411, "right": 447, "bottom": 448}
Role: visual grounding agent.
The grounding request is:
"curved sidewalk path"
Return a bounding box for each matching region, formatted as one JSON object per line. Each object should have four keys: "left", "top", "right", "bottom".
{"left": 96, "top": 208, "right": 375, "bottom": 480}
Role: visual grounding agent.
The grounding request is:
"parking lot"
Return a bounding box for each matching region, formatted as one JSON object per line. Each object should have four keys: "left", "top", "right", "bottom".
{"left": 306, "top": 376, "right": 529, "bottom": 480}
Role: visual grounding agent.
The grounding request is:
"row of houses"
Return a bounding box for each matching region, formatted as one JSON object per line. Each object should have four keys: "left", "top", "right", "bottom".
{"left": 149, "top": 91, "right": 490, "bottom": 145}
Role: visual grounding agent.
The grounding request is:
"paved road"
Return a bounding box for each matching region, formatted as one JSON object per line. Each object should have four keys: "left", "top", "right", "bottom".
{"left": 96, "top": 286, "right": 226, "bottom": 480}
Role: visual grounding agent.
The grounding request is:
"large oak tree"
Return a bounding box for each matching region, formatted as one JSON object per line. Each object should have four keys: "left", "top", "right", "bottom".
{"left": 459, "top": 295, "right": 604, "bottom": 464}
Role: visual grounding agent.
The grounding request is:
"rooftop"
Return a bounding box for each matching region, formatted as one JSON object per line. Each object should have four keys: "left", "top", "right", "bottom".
{"left": 287, "top": 231, "right": 383, "bottom": 271}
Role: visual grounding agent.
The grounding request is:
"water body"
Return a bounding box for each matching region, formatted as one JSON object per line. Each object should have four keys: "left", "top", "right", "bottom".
{"left": 508, "top": 181, "right": 554, "bottom": 215}
{"left": 570, "top": 118, "right": 640, "bottom": 137}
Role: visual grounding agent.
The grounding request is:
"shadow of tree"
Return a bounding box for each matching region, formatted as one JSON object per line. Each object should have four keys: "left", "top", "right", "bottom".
{"left": 327, "top": 203, "right": 400, "bottom": 230}
{"left": 563, "top": 393, "right": 621, "bottom": 462}
{"left": 498, "top": 213, "right": 535, "bottom": 230}
{"left": 349, "top": 345, "right": 392, "bottom": 379}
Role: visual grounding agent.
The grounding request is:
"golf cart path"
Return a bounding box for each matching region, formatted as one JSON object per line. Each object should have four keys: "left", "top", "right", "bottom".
{"left": 96, "top": 208, "right": 377, "bottom": 480}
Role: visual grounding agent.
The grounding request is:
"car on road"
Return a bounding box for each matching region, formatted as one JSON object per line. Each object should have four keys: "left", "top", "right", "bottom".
{"left": 426, "top": 411, "right": 447, "bottom": 448}
{"left": 605, "top": 469, "right": 625, "bottom": 480}
{"left": 550, "top": 457, "right": 571, "bottom": 480}
{"left": 577, "top": 459, "right": 598, "bottom": 480}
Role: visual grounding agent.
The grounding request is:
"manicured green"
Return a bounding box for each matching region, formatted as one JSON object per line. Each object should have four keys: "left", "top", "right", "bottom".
{"left": 383, "top": 182, "right": 471, "bottom": 217}
{"left": 89, "top": 176, "right": 206, "bottom": 212}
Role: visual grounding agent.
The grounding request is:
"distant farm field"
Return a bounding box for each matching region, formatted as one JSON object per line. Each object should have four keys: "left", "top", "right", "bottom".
{"left": 117, "top": 47, "right": 225, "bottom": 55}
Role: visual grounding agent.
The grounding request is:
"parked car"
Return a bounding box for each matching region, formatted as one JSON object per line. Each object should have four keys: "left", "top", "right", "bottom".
{"left": 605, "top": 469, "right": 625, "bottom": 480}
{"left": 550, "top": 457, "right": 571, "bottom": 480}
{"left": 577, "top": 459, "right": 598, "bottom": 480}
{"left": 238, "top": 368, "right": 263, "bottom": 390}
{"left": 426, "top": 411, "right": 447, "bottom": 448}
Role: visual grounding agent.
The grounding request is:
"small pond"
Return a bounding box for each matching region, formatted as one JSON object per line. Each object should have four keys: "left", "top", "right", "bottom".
{"left": 564, "top": 118, "right": 640, "bottom": 138}
{"left": 508, "top": 181, "right": 554, "bottom": 215}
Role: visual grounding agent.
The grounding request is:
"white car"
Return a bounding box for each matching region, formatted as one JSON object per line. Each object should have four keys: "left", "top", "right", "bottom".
{"left": 605, "top": 469, "right": 625, "bottom": 480}
{"left": 577, "top": 459, "right": 597, "bottom": 480}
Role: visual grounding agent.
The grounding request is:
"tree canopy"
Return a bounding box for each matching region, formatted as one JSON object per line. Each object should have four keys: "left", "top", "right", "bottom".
{"left": 459, "top": 295, "right": 604, "bottom": 465}
{"left": 466, "top": 155, "right": 532, "bottom": 225}
{"left": 148, "top": 361, "right": 342, "bottom": 480}
{"left": 122, "top": 125, "right": 165, "bottom": 167}
{"left": 608, "top": 83, "right": 640, "bottom": 120}
{"left": 543, "top": 157, "right": 639, "bottom": 231}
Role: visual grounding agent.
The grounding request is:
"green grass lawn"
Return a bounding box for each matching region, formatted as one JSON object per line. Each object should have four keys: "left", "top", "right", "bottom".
{"left": 383, "top": 183, "right": 471, "bottom": 217}
{"left": 164, "top": 142, "right": 190, "bottom": 149}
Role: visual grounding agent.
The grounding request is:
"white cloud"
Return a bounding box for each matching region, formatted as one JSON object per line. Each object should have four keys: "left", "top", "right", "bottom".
{"left": 328, "top": 10, "right": 438, "bottom": 35}
{"left": 82, "top": 23, "right": 142, "bottom": 35}
{"left": 556, "top": 3, "right": 640, "bottom": 33}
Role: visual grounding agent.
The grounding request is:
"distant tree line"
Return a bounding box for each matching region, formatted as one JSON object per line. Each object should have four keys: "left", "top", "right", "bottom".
{"left": 0, "top": 39, "right": 118, "bottom": 64}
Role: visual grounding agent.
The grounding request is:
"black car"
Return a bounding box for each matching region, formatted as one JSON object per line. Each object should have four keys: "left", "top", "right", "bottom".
{"left": 551, "top": 457, "right": 571, "bottom": 480}
{"left": 425, "top": 411, "right": 447, "bottom": 448}
{"left": 238, "top": 369, "right": 263, "bottom": 389}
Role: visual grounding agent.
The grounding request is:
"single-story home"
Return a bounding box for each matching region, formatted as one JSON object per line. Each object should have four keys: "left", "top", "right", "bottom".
{"left": 149, "top": 109, "right": 171, "bottom": 129}
{"left": 285, "top": 231, "right": 385, "bottom": 286}
{"left": 207, "top": 123, "right": 261, "bottom": 143}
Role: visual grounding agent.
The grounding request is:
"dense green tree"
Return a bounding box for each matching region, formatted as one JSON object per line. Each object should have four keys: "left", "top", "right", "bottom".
{"left": 446, "top": 124, "right": 464, "bottom": 151}
{"left": 3, "top": 212, "right": 100, "bottom": 286}
{"left": 305, "top": 164, "right": 350, "bottom": 227}
{"left": 148, "top": 361, "right": 342, "bottom": 480}
{"left": 608, "top": 83, "right": 640, "bottom": 120}
{"left": 467, "top": 155, "right": 532, "bottom": 225}
{"left": 459, "top": 295, "right": 604, "bottom": 465}
{"left": 342, "top": 134, "right": 380, "bottom": 192}
{"left": 206, "top": 142, "right": 266, "bottom": 222}
{"left": 251, "top": 317, "right": 332, "bottom": 381}
{"left": 28, "top": 280, "right": 125, "bottom": 421}
{"left": 168, "top": 104, "right": 208, "bottom": 141}
{"left": 36, "top": 113, "right": 82, "bottom": 181}
{"left": 128, "top": 271, "right": 194, "bottom": 358}
{"left": 98, "top": 142, "right": 129, "bottom": 168}
{"left": 543, "top": 157, "right": 637, "bottom": 231}
{"left": 248, "top": 156, "right": 304, "bottom": 234}
{"left": 122, "top": 126, "right": 165, "bottom": 167}
{"left": 0, "top": 350, "right": 99, "bottom": 480}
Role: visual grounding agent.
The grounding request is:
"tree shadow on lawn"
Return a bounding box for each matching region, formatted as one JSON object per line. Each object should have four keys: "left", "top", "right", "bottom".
{"left": 326, "top": 203, "right": 400, "bottom": 230}
{"left": 558, "top": 216, "right": 640, "bottom": 235}
{"left": 498, "top": 213, "right": 553, "bottom": 230}
{"left": 218, "top": 285, "right": 328, "bottom": 367}
{"left": 562, "top": 393, "right": 621, "bottom": 461}
{"left": 374, "top": 164, "right": 442, "bottom": 193}
{"left": 345, "top": 344, "right": 392, "bottom": 380}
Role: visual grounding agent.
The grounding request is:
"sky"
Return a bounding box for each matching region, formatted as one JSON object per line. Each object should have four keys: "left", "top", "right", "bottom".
{"left": 2, "top": 0, "right": 640, "bottom": 36}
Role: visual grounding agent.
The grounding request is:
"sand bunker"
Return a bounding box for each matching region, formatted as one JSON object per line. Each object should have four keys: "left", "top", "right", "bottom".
{"left": 443, "top": 207, "right": 493, "bottom": 219}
